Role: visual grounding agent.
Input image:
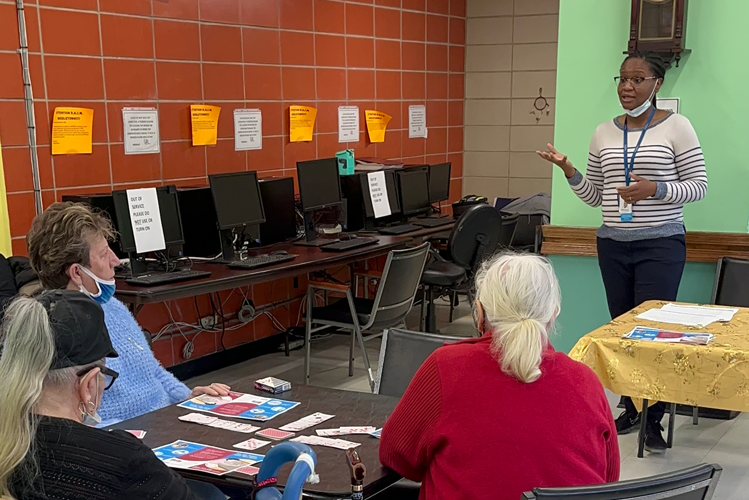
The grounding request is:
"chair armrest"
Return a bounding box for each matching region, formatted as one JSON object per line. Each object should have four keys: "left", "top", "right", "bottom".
{"left": 353, "top": 270, "right": 383, "bottom": 279}
{"left": 308, "top": 280, "right": 351, "bottom": 292}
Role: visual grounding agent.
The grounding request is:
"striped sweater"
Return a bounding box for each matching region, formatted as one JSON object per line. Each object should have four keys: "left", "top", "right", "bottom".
{"left": 568, "top": 112, "right": 707, "bottom": 241}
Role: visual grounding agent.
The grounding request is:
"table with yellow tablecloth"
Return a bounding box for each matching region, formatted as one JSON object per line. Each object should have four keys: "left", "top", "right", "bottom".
{"left": 569, "top": 300, "right": 749, "bottom": 414}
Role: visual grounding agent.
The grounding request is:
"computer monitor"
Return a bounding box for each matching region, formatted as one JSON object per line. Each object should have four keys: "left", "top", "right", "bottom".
{"left": 209, "top": 171, "right": 266, "bottom": 260}
{"left": 61, "top": 193, "right": 125, "bottom": 258}
{"left": 398, "top": 168, "right": 431, "bottom": 216}
{"left": 428, "top": 162, "right": 451, "bottom": 204}
{"left": 296, "top": 158, "right": 343, "bottom": 245}
{"left": 297, "top": 158, "right": 343, "bottom": 212}
{"left": 361, "top": 170, "right": 401, "bottom": 218}
{"left": 209, "top": 171, "right": 265, "bottom": 230}
{"left": 259, "top": 177, "right": 297, "bottom": 245}
{"left": 112, "top": 185, "right": 184, "bottom": 274}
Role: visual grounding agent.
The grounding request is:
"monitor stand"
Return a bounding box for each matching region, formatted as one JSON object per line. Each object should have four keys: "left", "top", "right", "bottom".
{"left": 294, "top": 211, "right": 339, "bottom": 247}
{"left": 127, "top": 252, "right": 149, "bottom": 276}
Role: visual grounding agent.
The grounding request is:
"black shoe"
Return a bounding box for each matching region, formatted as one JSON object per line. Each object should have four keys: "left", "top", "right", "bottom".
{"left": 615, "top": 410, "right": 640, "bottom": 435}
{"left": 644, "top": 423, "right": 668, "bottom": 453}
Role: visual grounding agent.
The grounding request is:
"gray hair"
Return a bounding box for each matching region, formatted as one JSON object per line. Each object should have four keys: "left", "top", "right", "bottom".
{"left": 474, "top": 253, "right": 561, "bottom": 383}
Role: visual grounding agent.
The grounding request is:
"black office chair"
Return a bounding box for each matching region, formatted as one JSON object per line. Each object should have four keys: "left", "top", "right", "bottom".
{"left": 509, "top": 213, "right": 547, "bottom": 252}
{"left": 711, "top": 257, "right": 749, "bottom": 307}
{"left": 522, "top": 463, "right": 722, "bottom": 500}
{"left": 374, "top": 328, "right": 463, "bottom": 398}
{"left": 304, "top": 243, "right": 430, "bottom": 390}
{"left": 420, "top": 204, "right": 501, "bottom": 333}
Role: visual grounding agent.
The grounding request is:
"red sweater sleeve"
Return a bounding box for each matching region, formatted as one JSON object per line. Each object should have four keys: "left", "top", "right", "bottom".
{"left": 379, "top": 353, "right": 442, "bottom": 482}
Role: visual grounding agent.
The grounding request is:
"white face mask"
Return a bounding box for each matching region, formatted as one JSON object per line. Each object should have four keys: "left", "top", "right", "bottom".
{"left": 624, "top": 80, "right": 659, "bottom": 118}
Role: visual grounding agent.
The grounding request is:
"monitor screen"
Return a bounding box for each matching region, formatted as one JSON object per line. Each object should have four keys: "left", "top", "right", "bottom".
{"left": 428, "top": 162, "right": 451, "bottom": 203}
{"left": 297, "top": 158, "right": 342, "bottom": 212}
{"left": 398, "top": 169, "right": 430, "bottom": 216}
{"left": 362, "top": 170, "right": 401, "bottom": 218}
{"left": 209, "top": 171, "right": 266, "bottom": 230}
{"left": 112, "top": 186, "right": 184, "bottom": 254}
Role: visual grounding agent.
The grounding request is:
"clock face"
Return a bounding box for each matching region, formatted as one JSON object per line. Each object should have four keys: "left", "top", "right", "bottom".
{"left": 639, "top": 0, "right": 676, "bottom": 40}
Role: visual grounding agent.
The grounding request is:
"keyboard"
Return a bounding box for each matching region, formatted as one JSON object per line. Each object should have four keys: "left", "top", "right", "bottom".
{"left": 125, "top": 269, "right": 212, "bottom": 286}
{"left": 320, "top": 237, "right": 379, "bottom": 252}
{"left": 413, "top": 217, "right": 454, "bottom": 228}
{"left": 377, "top": 224, "right": 420, "bottom": 235}
{"left": 226, "top": 253, "right": 298, "bottom": 270}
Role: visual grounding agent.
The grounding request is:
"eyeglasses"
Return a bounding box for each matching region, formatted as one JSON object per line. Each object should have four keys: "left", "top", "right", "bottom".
{"left": 614, "top": 76, "right": 659, "bottom": 87}
{"left": 77, "top": 364, "right": 119, "bottom": 390}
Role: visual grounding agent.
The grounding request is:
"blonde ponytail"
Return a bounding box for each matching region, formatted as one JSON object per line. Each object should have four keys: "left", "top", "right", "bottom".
{"left": 475, "top": 253, "right": 561, "bottom": 383}
{"left": 0, "top": 297, "right": 55, "bottom": 499}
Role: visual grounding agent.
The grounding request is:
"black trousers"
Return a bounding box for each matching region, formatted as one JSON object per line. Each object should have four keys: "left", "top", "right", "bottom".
{"left": 597, "top": 235, "right": 686, "bottom": 424}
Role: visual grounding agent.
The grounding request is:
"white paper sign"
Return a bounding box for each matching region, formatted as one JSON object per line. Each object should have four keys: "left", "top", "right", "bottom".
{"left": 656, "top": 97, "right": 679, "bottom": 114}
{"left": 234, "top": 109, "right": 263, "bottom": 151}
{"left": 122, "top": 108, "right": 160, "bottom": 155}
{"left": 408, "top": 105, "right": 427, "bottom": 138}
{"left": 367, "top": 171, "right": 391, "bottom": 219}
{"left": 338, "top": 106, "right": 359, "bottom": 143}
{"left": 126, "top": 188, "right": 166, "bottom": 254}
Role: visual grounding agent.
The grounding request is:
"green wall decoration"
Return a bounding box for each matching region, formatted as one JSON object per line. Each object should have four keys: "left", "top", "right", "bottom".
{"left": 550, "top": 0, "right": 748, "bottom": 352}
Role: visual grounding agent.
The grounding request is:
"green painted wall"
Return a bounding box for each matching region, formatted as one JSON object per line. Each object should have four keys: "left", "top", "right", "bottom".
{"left": 550, "top": 0, "right": 749, "bottom": 352}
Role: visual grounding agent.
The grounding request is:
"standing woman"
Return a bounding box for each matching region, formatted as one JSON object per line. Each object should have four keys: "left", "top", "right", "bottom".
{"left": 537, "top": 51, "right": 707, "bottom": 452}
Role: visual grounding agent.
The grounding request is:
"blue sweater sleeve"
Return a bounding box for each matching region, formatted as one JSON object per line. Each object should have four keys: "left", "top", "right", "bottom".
{"left": 155, "top": 363, "right": 192, "bottom": 404}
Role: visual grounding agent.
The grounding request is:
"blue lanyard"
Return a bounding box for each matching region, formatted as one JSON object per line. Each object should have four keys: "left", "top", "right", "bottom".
{"left": 623, "top": 107, "right": 656, "bottom": 186}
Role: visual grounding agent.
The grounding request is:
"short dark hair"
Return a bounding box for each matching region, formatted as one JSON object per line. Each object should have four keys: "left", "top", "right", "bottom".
{"left": 26, "top": 202, "right": 115, "bottom": 289}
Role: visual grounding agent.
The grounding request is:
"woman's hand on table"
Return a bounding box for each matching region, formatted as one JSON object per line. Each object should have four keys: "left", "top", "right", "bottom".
{"left": 190, "top": 383, "right": 231, "bottom": 398}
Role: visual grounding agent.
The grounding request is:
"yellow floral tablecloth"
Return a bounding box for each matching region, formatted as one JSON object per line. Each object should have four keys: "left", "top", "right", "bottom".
{"left": 569, "top": 301, "right": 749, "bottom": 412}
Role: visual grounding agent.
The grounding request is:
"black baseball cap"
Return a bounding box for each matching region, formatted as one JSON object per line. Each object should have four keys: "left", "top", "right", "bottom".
{"left": 37, "top": 290, "right": 119, "bottom": 370}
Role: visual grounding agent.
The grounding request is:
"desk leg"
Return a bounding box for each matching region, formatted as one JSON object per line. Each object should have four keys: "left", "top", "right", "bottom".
{"left": 638, "top": 399, "right": 649, "bottom": 458}
{"left": 305, "top": 286, "right": 314, "bottom": 385}
{"left": 667, "top": 403, "right": 676, "bottom": 449}
{"left": 693, "top": 406, "right": 699, "bottom": 425}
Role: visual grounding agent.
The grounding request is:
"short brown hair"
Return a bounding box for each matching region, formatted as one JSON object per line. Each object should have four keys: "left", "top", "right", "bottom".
{"left": 26, "top": 202, "right": 115, "bottom": 289}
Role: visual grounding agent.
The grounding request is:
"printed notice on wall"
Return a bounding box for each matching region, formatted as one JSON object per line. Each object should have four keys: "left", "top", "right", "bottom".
{"left": 408, "top": 105, "right": 427, "bottom": 139}
{"left": 338, "top": 106, "right": 359, "bottom": 143}
{"left": 123, "top": 108, "right": 160, "bottom": 155}
{"left": 367, "top": 171, "right": 391, "bottom": 219}
{"left": 126, "top": 188, "right": 166, "bottom": 254}
{"left": 191, "top": 105, "right": 221, "bottom": 146}
{"left": 365, "top": 110, "right": 392, "bottom": 143}
{"left": 234, "top": 109, "right": 262, "bottom": 151}
{"left": 289, "top": 105, "right": 317, "bottom": 142}
{"left": 51, "top": 107, "right": 94, "bottom": 155}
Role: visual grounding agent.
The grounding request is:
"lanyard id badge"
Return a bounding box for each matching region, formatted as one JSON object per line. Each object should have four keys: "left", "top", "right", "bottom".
{"left": 620, "top": 107, "right": 656, "bottom": 222}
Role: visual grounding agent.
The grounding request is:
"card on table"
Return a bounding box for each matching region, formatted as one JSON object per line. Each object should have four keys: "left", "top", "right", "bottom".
{"left": 256, "top": 428, "right": 295, "bottom": 441}
{"left": 179, "top": 413, "right": 218, "bottom": 425}
{"left": 279, "top": 412, "right": 335, "bottom": 432}
{"left": 234, "top": 438, "right": 271, "bottom": 451}
{"left": 292, "top": 435, "right": 361, "bottom": 450}
{"left": 370, "top": 429, "right": 382, "bottom": 438}
{"left": 126, "top": 430, "right": 147, "bottom": 439}
{"left": 235, "top": 465, "right": 260, "bottom": 477}
{"left": 316, "top": 426, "right": 375, "bottom": 436}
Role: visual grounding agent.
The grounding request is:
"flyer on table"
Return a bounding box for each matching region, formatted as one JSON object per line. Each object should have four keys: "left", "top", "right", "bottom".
{"left": 178, "top": 391, "right": 300, "bottom": 421}
{"left": 152, "top": 440, "right": 264, "bottom": 476}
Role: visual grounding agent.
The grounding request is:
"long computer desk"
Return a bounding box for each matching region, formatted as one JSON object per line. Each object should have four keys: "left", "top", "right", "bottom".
{"left": 115, "top": 235, "right": 411, "bottom": 314}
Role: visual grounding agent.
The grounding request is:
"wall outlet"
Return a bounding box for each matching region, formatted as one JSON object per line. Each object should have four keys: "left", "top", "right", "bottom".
{"left": 200, "top": 315, "right": 217, "bottom": 330}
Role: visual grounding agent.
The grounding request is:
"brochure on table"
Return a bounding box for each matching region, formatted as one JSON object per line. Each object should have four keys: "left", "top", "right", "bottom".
{"left": 624, "top": 326, "right": 714, "bottom": 345}
{"left": 153, "top": 440, "right": 264, "bottom": 476}
{"left": 178, "top": 391, "right": 299, "bottom": 421}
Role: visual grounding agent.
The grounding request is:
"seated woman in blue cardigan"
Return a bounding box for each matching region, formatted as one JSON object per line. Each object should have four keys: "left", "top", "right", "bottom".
{"left": 26, "top": 202, "right": 230, "bottom": 427}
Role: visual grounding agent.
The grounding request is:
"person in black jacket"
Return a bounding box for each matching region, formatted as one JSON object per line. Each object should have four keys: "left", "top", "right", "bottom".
{"left": 0, "top": 290, "right": 224, "bottom": 500}
{"left": 0, "top": 254, "right": 41, "bottom": 310}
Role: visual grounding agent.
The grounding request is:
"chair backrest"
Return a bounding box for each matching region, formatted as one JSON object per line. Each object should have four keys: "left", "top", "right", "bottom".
{"left": 374, "top": 328, "right": 464, "bottom": 397}
{"left": 367, "top": 243, "right": 430, "bottom": 330}
{"left": 498, "top": 213, "right": 518, "bottom": 248}
{"left": 711, "top": 257, "right": 749, "bottom": 308}
{"left": 522, "top": 464, "right": 722, "bottom": 500}
{"left": 448, "top": 204, "right": 502, "bottom": 272}
{"left": 510, "top": 213, "right": 547, "bottom": 250}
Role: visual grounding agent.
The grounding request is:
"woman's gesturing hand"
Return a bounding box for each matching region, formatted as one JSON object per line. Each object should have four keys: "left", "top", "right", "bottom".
{"left": 536, "top": 143, "right": 575, "bottom": 178}
{"left": 617, "top": 174, "right": 657, "bottom": 204}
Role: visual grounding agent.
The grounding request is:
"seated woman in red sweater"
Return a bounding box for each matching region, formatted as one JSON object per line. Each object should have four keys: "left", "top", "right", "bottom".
{"left": 380, "top": 253, "right": 619, "bottom": 500}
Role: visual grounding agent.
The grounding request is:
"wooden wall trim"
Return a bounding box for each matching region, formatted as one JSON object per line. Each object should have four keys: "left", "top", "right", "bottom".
{"left": 540, "top": 226, "right": 749, "bottom": 263}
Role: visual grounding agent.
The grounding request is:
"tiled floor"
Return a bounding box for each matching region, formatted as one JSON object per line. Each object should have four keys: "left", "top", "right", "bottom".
{"left": 187, "top": 300, "right": 748, "bottom": 499}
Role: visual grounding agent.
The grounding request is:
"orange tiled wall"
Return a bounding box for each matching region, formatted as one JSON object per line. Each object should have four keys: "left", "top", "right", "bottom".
{"left": 0, "top": 0, "right": 465, "bottom": 366}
